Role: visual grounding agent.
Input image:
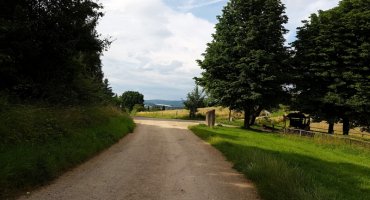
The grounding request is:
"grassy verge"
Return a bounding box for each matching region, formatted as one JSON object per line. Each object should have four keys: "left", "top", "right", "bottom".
{"left": 0, "top": 105, "right": 135, "bottom": 199}
{"left": 189, "top": 125, "right": 370, "bottom": 200}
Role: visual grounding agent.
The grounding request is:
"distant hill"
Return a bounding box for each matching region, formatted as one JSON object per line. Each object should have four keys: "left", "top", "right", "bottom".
{"left": 144, "top": 99, "right": 184, "bottom": 108}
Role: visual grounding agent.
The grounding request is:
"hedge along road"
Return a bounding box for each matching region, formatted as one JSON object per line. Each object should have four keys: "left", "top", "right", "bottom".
{"left": 18, "top": 118, "right": 260, "bottom": 200}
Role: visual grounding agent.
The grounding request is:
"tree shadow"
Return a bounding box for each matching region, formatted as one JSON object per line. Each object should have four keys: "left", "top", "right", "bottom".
{"left": 191, "top": 126, "right": 243, "bottom": 141}
{"left": 208, "top": 137, "right": 370, "bottom": 200}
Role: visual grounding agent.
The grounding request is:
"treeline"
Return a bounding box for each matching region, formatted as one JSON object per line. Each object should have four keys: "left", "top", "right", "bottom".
{"left": 118, "top": 91, "right": 145, "bottom": 113}
{"left": 197, "top": 0, "right": 370, "bottom": 135}
{"left": 0, "top": 0, "right": 114, "bottom": 105}
{"left": 0, "top": 1, "right": 136, "bottom": 198}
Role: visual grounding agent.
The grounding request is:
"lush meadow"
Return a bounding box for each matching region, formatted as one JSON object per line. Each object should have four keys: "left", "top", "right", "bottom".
{"left": 190, "top": 125, "right": 370, "bottom": 200}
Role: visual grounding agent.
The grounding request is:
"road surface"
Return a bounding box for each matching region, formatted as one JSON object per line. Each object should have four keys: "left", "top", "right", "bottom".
{"left": 19, "top": 118, "right": 259, "bottom": 200}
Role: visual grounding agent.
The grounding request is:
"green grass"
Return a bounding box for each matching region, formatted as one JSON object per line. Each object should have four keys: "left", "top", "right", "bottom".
{"left": 217, "top": 119, "right": 244, "bottom": 127}
{"left": 0, "top": 105, "right": 135, "bottom": 199}
{"left": 269, "top": 105, "right": 289, "bottom": 117}
{"left": 189, "top": 125, "right": 370, "bottom": 200}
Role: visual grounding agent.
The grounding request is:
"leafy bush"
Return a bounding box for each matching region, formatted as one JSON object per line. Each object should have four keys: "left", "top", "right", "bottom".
{"left": 131, "top": 104, "right": 145, "bottom": 115}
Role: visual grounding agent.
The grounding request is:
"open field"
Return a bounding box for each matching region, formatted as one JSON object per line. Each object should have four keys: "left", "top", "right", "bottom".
{"left": 136, "top": 107, "right": 370, "bottom": 140}
{"left": 135, "top": 107, "right": 243, "bottom": 120}
{"left": 190, "top": 125, "right": 370, "bottom": 200}
{"left": 309, "top": 122, "right": 370, "bottom": 140}
{"left": 0, "top": 105, "right": 135, "bottom": 199}
{"left": 135, "top": 108, "right": 191, "bottom": 119}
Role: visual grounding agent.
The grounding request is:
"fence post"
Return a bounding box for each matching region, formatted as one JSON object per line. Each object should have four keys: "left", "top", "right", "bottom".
{"left": 206, "top": 110, "right": 216, "bottom": 128}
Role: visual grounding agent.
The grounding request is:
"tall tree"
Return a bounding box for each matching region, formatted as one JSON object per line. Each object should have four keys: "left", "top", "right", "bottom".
{"left": 121, "top": 91, "right": 144, "bottom": 112}
{"left": 0, "top": 0, "right": 111, "bottom": 104}
{"left": 184, "top": 85, "right": 205, "bottom": 119}
{"left": 196, "top": 0, "right": 289, "bottom": 128}
{"left": 292, "top": 0, "right": 370, "bottom": 135}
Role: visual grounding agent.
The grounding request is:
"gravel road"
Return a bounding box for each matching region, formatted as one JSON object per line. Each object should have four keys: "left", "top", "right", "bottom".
{"left": 19, "top": 118, "right": 259, "bottom": 200}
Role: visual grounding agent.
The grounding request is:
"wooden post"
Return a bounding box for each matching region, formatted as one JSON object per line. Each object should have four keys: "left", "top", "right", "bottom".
{"left": 228, "top": 109, "right": 232, "bottom": 122}
{"left": 206, "top": 110, "right": 216, "bottom": 128}
{"left": 283, "top": 115, "right": 287, "bottom": 129}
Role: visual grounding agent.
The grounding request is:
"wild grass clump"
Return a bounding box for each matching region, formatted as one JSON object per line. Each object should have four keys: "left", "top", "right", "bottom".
{"left": 0, "top": 104, "right": 134, "bottom": 199}
{"left": 190, "top": 125, "right": 370, "bottom": 200}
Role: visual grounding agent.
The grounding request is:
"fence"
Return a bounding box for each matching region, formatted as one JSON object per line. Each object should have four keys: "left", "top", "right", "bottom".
{"left": 284, "top": 128, "right": 315, "bottom": 137}
{"left": 283, "top": 128, "right": 370, "bottom": 148}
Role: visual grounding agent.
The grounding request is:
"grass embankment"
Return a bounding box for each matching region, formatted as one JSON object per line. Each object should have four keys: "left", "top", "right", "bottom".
{"left": 190, "top": 125, "right": 370, "bottom": 200}
{"left": 0, "top": 105, "right": 135, "bottom": 199}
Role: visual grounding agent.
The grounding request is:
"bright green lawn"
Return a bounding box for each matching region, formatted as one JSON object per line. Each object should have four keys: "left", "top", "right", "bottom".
{"left": 190, "top": 125, "right": 370, "bottom": 200}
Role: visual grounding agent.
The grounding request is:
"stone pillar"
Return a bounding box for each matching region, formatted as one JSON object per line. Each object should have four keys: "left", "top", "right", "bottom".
{"left": 206, "top": 110, "right": 216, "bottom": 128}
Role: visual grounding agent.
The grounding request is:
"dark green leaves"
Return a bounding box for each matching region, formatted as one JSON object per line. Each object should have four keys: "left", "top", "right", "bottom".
{"left": 184, "top": 86, "right": 205, "bottom": 119}
{"left": 0, "top": 0, "right": 111, "bottom": 105}
{"left": 197, "top": 0, "right": 289, "bottom": 128}
{"left": 292, "top": 0, "right": 370, "bottom": 133}
{"left": 120, "top": 91, "right": 144, "bottom": 113}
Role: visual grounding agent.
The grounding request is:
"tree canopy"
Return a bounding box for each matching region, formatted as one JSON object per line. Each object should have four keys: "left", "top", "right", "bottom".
{"left": 184, "top": 85, "right": 205, "bottom": 119}
{"left": 121, "top": 91, "right": 144, "bottom": 112}
{"left": 0, "top": 0, "right": 112, "bottom": 104}
{"left": 196, "top": 0, "right": 289, "bottom": 128}
{"left": 292, "top": 0, "right": 370, "bottom": 134}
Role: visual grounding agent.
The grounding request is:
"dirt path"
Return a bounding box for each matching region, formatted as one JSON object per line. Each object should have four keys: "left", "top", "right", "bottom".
{"left": 19, "top": 118, "right": 259, "bottom": 200}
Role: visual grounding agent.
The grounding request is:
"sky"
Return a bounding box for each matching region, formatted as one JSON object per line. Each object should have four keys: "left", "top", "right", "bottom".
{"left": 97, "top": 0, "right": 340, "bottom": 100}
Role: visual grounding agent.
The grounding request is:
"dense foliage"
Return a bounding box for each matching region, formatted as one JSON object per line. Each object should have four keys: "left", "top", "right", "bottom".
{"left": 183, "top": 86, "right": 205, "bottom": 119}
{"left": 0, "top": 0, "right": 113, "bottom": 104}
{"left": 292, "top": 0, "right": 370, "bottom": 134}
{"left": 120, "top": 91, "right": 144, "bottom": 112}
{"left": 196, "top": 0, "right": 289, "bottom": 128}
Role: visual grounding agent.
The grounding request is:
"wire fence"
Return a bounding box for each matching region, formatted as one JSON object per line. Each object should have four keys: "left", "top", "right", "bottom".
{"left": 283, "top": 128, "right": 370, "bottom": 148}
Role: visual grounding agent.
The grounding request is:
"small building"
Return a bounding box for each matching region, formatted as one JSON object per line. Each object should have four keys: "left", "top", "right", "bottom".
{"left": 285, "top": 112, "right": 310, "bottom": 130}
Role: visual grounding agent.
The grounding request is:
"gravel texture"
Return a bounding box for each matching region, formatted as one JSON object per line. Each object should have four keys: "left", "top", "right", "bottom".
{"left": 19, "top": 118, "right": 259, "bottom": 200}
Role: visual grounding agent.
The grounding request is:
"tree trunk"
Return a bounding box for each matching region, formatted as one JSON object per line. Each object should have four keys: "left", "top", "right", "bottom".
{"left": 244, "top": 108, "right": 251, "bottom": 129}
{"left": 250, "top": 106, "right": 263, "bottom": 126}
{"left": 250, "top": 115, "right": 256, "bottom": 126}
{"left": 189, "top": 109, "right": 195, "bottom": 119}
{"left": 328, "top": 122, "right": 334, "bottom": 134}
{"left": 343, "top": 117, "right": 350, "bottom": 135}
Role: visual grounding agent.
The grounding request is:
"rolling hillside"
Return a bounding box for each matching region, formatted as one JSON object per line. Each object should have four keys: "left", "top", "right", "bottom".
{"left": 144, "top": 99, "right": 184, "bottom": 108}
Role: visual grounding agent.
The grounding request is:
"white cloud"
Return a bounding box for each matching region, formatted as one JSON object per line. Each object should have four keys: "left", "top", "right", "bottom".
{"left": 178, "top": 0, "right": 227, "bottom": 10}
{"left": 98, "top": 0, "right": 340, "bottom": 100}
{"left": 98, "top": 0, "right": 214, "bottom": 99}
{"left": 283, "top": 0, "right": 340, "bottom": 42}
